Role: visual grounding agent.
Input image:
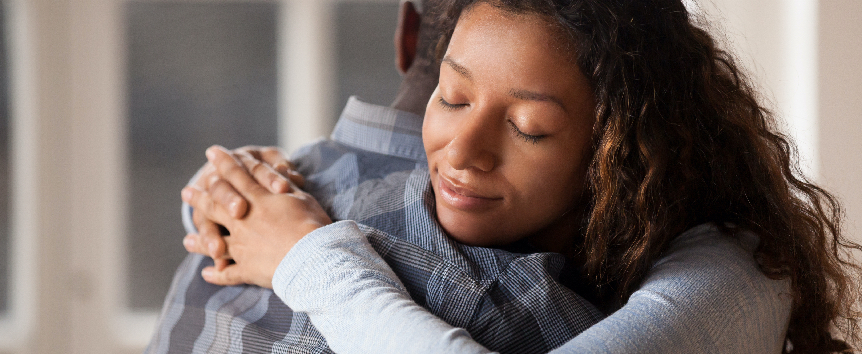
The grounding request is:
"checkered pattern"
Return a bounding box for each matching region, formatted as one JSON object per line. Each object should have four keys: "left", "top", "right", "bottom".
{"left": 147, "top": 97, "right": 604, "bottom": 354}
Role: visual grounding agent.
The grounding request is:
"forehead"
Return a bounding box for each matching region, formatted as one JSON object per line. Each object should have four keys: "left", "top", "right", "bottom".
{"left": 444, "top": 3, "right": 590, "bottom": 110}
{"left": 447, "top": 4, "right": 576, "bottom": 76}
{"left": 453, "top": 3, "right": 573, "bottom": 57}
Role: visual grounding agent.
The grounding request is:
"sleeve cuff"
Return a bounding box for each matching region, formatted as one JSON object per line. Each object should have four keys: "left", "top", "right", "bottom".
{"left": 272, "top": 220, "right": 400, "bottom": 307}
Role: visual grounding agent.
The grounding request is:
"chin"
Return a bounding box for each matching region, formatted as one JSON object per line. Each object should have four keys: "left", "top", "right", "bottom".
{"left": 436, "top": 212, "right": 513, "bottom": 247}
{"left": 445, "top": 230, "right": 497, "bottom": 247}
{"left": 433, "top": 192, "right": 527, "bottom": 246}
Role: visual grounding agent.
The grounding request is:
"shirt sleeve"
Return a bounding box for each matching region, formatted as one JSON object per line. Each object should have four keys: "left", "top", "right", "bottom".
{"left": 273, "top": 222, "right": 792, "bottom": 354}
{"left": 273, "top": 220, "right": 495, "bottom": 354}
{"left": 550, "top": 225, "right": 792, "bottom": 354}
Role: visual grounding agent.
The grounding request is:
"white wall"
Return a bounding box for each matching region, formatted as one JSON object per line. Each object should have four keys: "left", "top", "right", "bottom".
{"left": 704, "top": 0, "right": 862, "bottom": 250}
{"left": 819, "top": 0, "right": 862, "bottom": 253}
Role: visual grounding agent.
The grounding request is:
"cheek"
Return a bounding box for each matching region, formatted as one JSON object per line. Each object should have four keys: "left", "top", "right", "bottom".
{"left": 422, "top": 110, "right": 452, "bottom": 160}
{"left": 514, "top": 150, "right": 588, "bottom": 208}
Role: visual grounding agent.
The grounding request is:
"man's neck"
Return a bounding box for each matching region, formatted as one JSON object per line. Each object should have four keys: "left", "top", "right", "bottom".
{"left": 390, "top": 70, "right": 437, "bottom": 116}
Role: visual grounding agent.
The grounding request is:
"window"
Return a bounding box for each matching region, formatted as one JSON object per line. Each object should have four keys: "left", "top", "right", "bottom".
{"left": 334, "top": 2, "right": 401, "bottom": 110}
{"left": 126, "top": 2, "right": 278, "bottom": 310}
{"left": 125, "top": 1, "right": 404, "bottom": 310}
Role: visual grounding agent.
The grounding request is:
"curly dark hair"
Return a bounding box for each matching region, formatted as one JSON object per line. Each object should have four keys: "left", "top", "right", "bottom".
{"left": 433, "top": 0, "right": 862, "bottom": 352}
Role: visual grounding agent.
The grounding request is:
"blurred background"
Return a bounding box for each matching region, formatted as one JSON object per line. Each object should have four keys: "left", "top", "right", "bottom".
{"left": 0, "top": 0, "right": 859, "bottom": 352}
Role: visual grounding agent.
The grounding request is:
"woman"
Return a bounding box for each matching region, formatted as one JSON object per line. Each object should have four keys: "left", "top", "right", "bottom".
{"left": 183, "top": 0, "right": 861, "bottom": 352}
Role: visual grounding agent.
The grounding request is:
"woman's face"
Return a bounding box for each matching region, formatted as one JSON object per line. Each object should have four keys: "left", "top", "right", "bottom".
{"left": 424, "top": 3, "right": 596, "bottom": 250}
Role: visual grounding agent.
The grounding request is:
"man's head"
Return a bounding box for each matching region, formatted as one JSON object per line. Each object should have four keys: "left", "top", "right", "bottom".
{"left": 391, "top": 0, "right": 444, "bottom": 115}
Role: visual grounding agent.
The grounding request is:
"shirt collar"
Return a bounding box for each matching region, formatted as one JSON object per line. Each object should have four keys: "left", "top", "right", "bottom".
{"left": 331, "top": 96, "right": 426, "bottom": 162}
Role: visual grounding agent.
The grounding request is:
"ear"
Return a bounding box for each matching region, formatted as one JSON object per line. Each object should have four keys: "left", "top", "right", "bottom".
{"left": 395, "top": 1, "right": 421, "bottom": 74}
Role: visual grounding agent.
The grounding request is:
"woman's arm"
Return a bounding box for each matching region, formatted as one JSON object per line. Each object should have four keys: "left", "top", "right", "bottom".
{"left": 552, "top": 225, "right": 791, "bottom": 353}
{"left": 274, "top": 223, "right": 791, "bottom": 354}
{"left": 274, "top": 220, "right": 493, "bottom": 354}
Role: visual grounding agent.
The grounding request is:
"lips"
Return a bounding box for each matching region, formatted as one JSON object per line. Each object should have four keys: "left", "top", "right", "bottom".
{"left": 437, "top": 175, "right": 503, "bottom": 211}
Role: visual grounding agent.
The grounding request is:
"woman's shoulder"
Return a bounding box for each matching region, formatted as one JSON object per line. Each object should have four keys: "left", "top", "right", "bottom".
{"left": 638, "top": 223, "right": 792, "bottom": 352}
{"left": 645, "top": 222, "right": 791, "bottom": 304}
{"left": 662, "top": 223, "right": 759, "bottom": 258}
{"left": 556, "top": 223, "right": 793, "bottom": 353}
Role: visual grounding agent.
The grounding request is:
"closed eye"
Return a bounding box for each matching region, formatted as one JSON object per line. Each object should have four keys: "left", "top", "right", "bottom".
{"left": 439, "top": 97, "right": 468, "bottom": 111}
{"left": 508, "top": 120, "right": 546, "bottom": 144}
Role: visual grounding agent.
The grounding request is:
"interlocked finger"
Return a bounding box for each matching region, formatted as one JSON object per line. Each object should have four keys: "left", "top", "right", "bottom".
{"left": 207, "top": 177, "right": 248, "bottom": 218}
{"left": 259, "top": 147, "right": 305, "bottom": 188}
{"left": 197, "top": 218, "right": 230, "bottom": 259}
{"left": 234, "top": 152, "right": 293, "bottom": 194}
{"left": 201, "top": 264, "right": 246, "bottom": 286}
{"left": 206, "top": 146, "right": 269, "bottom": 200}
{"left": 181, "top": 184, "right": 234, "bottom": 234}
{"left": 190, "top": 163, "right": 218, "bottom": 194}
{"left": 234, "top": 145, "right": 304, "bottom": 189}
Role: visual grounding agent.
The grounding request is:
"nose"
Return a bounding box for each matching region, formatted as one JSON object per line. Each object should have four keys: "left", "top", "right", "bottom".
{"left": 445, "top": 107, "right": 498, "bottom": 172}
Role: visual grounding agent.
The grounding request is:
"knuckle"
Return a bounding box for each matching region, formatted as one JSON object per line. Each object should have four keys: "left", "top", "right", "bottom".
{"left": 250, "top": 161, "right": 266, "bottom": 176}
{"left": 212, "top": 180, "right": 236, "bottom": 202}
{"left": 224, "top": 269, "right": 240, "bottom": 283}
{"left": 189, "top": 190, "right": 208, "bottom": 212}
{"left": 192, "top": 208, "right": 205, "bottom": 225}
{"left": 201, "top": 224, "right": 219, "bottom": 240}
{"left": 222, "top": 166, "right": 247, "bottom": 184}
{"left": 241, "top": 146, "right": 263, "bottom": 159}
{"left": 236, "top": 150, "right": 255, "bottom": 162}
{"left": 199, "top": 193, "right": 215, "bottom": 215}
{"left": 261, "top": 147, "right": 279, "bottom": 158}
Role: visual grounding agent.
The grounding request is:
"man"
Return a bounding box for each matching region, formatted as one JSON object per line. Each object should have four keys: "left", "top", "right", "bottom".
{"left": 147, "top": 2, "right": 602, "bottom": 353}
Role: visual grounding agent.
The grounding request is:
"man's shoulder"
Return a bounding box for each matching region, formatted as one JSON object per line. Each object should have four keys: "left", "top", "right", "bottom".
{"left": 146, "top": 254, "right": 333, "bottom": 354}
{"left": 292, "top": 138, "right": 422, "bottom": 177}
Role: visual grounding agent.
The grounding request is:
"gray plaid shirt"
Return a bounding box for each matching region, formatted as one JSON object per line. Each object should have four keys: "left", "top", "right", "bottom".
{"left": 147, "top": 97, "right": 604, "bottom": 354}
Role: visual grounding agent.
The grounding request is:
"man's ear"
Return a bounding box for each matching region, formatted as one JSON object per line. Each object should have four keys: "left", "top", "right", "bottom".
{"left": 395, "top": 1, "right": 421, "bottom": 74}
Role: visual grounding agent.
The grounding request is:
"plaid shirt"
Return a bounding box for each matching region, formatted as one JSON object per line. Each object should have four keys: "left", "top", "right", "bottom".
{"left": 147, "top": 97, "right": 604, "bottom": 354}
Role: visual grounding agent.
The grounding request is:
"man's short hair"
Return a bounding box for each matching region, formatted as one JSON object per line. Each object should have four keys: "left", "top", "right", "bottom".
{"left": 401, "top": 0, "right": 424, "bottom": 14}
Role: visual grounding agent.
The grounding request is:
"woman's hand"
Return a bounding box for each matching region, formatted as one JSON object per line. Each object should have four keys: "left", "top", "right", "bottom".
{"left": 191, "top": 145, "right": 306, "bottom": 218}
{"left": 181, "top": 145, "right": 332, "bottom": 288}
{"left": 183, "top": 145, "right": 304, "bottom": 270}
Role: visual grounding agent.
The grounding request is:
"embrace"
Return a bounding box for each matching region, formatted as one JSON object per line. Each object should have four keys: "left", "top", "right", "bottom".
{"left": 149, "top": 0, "right": 861, "bottom": 353}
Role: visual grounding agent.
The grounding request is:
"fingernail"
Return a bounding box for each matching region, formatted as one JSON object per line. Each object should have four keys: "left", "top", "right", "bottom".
{"left": 201, "top": 268, "right": 213, "bottom": 278}
{"left": 183, "top": 235, "right": 194, "bottom": 248}
{"left": 181, "top": 188, "right": 193, "bottom": 201}
{"left": 229, "top": 200, "right": 239, "bottom": 215}
{"left": 206, "top": 147, "right": 217, "bottom": 160}
{"left": 208, "top": 242, "right": 218, "bottom": 257}
{"left": 272, "top": 179, "right": 286, "bottom": 193}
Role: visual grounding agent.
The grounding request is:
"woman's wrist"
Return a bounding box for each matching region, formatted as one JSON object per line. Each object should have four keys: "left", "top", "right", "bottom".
{"left": 273, "top": 220, "right": 376, "bottom": 305}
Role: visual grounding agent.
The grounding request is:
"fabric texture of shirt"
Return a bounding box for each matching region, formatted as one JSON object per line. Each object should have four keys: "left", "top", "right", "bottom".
{"left": 277, "top": 221, "right": 793, "bottom": 354}
{"left": 147, "top": 97, "right": 604, "bottom": 354}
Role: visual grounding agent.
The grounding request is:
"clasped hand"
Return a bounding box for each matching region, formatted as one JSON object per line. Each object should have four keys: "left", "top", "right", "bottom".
{"left": 181, "top": 145, "right": 331, "bottom": 289}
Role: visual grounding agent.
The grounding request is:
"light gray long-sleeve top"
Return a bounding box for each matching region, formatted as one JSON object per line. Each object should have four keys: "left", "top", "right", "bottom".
{"left": 273, "top": 221, "right": 792, "bottom": 354}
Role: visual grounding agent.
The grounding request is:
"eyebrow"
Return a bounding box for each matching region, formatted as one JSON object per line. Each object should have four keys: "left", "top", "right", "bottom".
{"left": 442, "top": 56, "right": 566, "bottom": 111}
{"left": 442, "top": 57, "right": 473, "bottom": 81}
{"left": 509, "top": 89, "right": 567, "bottom": 111}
